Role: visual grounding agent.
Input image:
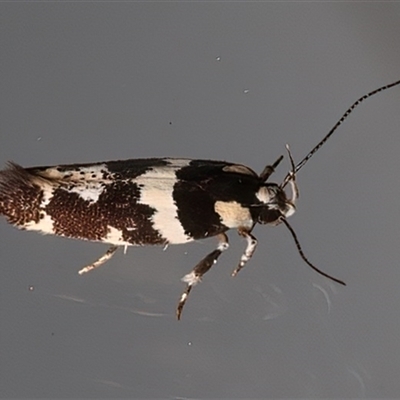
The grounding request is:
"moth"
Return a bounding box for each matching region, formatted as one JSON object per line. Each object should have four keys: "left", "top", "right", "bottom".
{"left": 1, "top": 80, "right": 399, "bottom": 319}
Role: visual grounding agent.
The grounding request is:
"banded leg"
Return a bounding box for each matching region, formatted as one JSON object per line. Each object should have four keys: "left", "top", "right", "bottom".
{"left": 78, "top": 245, "right": 119, "bottom": 275}
{"left": 176, "top": 233, "right": 229, "bottom": 320}
{"left": 231, "top": 228, "right": 258, "bottom": 277}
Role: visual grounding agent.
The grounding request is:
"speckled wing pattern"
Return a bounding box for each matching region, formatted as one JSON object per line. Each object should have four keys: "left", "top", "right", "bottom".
{"left": 0, "top": 158, "right": 260, "bottom": 247}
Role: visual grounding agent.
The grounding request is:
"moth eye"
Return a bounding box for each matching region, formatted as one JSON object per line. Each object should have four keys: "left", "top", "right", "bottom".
{"left": 267, "top": 187, "right": 278, "bottom": 198}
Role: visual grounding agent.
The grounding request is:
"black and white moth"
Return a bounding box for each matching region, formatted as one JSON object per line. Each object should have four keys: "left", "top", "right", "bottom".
{"left": 1, "top": 79, "right": 399, "bottom": 319}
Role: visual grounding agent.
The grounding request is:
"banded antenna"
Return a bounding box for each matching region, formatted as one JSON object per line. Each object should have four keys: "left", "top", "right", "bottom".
{"left": 277, "top": 79, "right": 400, "bottom": 286}
{"left": 282, "top": 79, "right": 400, "bottom": 188}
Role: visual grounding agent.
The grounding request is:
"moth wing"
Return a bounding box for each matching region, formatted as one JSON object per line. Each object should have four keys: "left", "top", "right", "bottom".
{"left": 173, "top": 160, "right": 260, "bottom": 239}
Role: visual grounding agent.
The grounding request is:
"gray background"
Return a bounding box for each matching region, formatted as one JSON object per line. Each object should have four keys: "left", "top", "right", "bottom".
{"left": 1, "top": 3, "right": 400, "bottom": 399}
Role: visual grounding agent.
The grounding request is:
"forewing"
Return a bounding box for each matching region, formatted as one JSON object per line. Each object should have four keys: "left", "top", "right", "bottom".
{"left": 1, "top": 159, "right": 188, "bottom": 245}
{"left": 173, "top": 160, "right": 260, "bottom": 239}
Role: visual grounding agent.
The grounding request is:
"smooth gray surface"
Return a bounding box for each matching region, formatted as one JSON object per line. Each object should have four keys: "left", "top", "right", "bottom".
{"left": 1, "top": 4, "right": 400, "bottom": 399}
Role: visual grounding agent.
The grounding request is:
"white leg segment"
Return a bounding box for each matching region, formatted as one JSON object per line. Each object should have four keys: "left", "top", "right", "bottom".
{"left": 78, "top": 245, "right": 119, "bottom": 275}
{"left": 231, "top": 229, "right": 257, "bottom": 277}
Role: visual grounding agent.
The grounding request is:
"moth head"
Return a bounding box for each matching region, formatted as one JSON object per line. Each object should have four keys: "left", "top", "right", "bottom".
{"left": 256, "top": 181, "right": 296, "bottom": 225}
{"left": 255, "top": 150, "right": 298, "bottom": 226}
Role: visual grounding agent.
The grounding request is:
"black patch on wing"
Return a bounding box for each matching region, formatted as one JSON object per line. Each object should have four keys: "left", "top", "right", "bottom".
{"left": 173, "top": 180, "right": 225, "bottom": 239}
{"left": 176, "top": 161, "right": 262, "bottom": 203}
{"left": 104, "top": 158, "right": 168, "bottom": 179}
{"left": 44, "top": 181, "right": 166, "bottom": 245}
{"left": 174, "top": 161, "right": 263, "bottom": 239}
{"left": 176, "top": 160, "right": 254, "bottom": 181}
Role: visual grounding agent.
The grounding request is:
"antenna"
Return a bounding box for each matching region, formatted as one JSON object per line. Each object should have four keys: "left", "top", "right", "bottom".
{"left": 282, "top": 79, "right": 400, "bottom": 187}
{"left": 280, "top": 217, "right": 346, "bottom": 286}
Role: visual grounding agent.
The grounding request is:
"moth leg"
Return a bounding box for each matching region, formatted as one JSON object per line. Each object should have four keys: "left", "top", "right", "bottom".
{"left": 176, "top": 233, "right": 229, "bottom": 320}
{"left": 231, "top": 228, "right": 258, "bottom": 277}
{"left": 78, "top": 245, "right": 119, "bottom": 275}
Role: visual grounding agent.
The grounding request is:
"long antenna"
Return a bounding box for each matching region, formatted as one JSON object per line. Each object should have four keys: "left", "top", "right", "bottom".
{"left": 280, "top": 217, "right": 346, "bottom": 286}
{"left": 282, "top": 79, "right": 400, "bottom": 187}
